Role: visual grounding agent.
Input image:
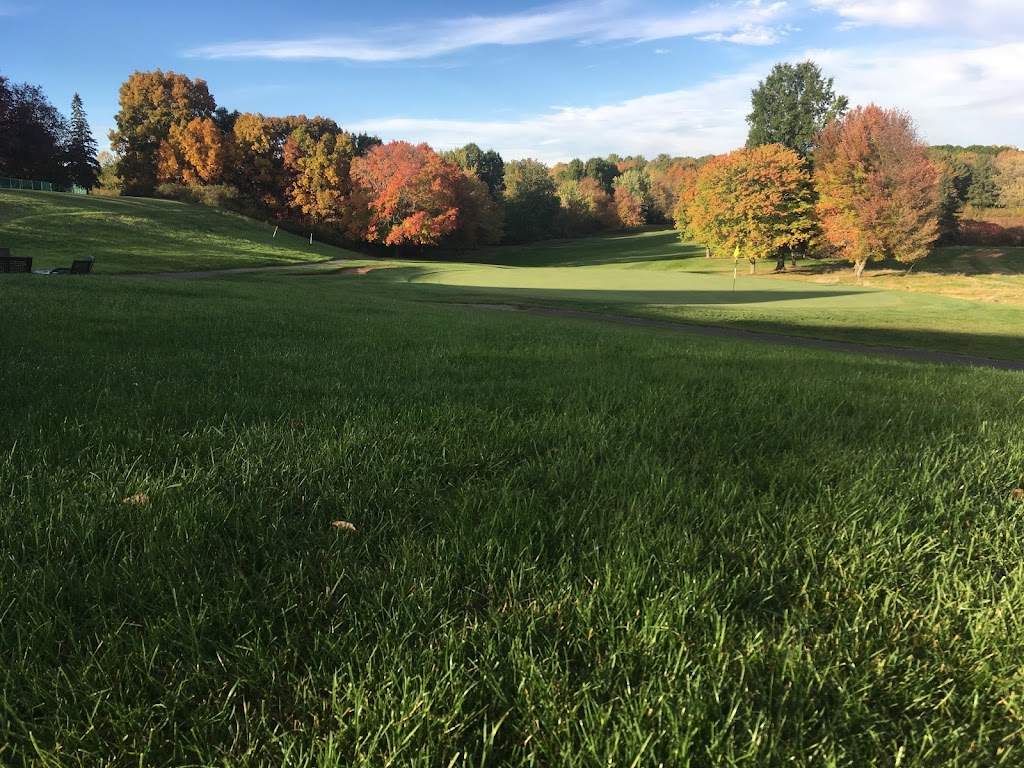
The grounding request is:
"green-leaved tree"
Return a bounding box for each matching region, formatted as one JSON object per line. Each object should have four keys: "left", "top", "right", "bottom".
{"left": 746, "top": 61, "right": 848, "bottom": 159}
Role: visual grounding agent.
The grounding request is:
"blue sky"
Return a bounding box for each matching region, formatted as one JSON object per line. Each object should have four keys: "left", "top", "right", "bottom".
{"left": 2, "top": 0, "right": 1021, "bottom": 163}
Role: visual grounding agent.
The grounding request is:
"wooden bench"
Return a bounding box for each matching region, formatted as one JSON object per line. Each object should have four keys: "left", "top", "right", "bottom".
{"left": 0, "top": 254, "right": 33, "bottom": 273}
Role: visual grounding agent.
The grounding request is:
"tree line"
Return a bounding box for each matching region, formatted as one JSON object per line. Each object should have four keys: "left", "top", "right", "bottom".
{"left": 97, "top": 70, "right": 707, "bottom": 250}
{"left": 0, "top": 73, "right": 100, "bottom": 189}
{"left": 676, "top": 61, "right": 1024, "bottom": 275}
{"left": 4, "top": 65, "right": 1022, "bottom": 260}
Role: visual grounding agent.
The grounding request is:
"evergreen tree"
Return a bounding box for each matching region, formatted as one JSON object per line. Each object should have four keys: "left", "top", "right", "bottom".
{"left": 65, "top": 93, "right": 100, "bottom": 189}
{"left": 966, "top": 154, "right": 1000, "bottom": 208}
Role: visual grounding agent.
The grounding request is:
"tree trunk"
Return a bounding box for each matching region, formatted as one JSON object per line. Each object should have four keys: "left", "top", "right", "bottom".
{"left": 749, "top": 257, "right": 757, "bottom": 275}
{"left": 705, "top": 244, "right": 711, "bottom": 259}
{"left": 853, "top": 260, "right": 866, "bottom": 280}
{"left": 790, "top": 249, "right": 798, "bottom": 268}
{"left": 774, "top": 252, "right": 786, "bottom": 272}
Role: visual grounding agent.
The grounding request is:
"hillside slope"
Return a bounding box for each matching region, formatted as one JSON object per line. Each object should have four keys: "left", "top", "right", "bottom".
{"left": 0, "top": 189, "right": 362, "bottom": 273}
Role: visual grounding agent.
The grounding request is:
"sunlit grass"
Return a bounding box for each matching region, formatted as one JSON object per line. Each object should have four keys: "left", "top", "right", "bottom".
{"left": 0, "top": 189, "right": 360, "bottom": 273}
{"left": 2, "top": 275, "right": 1024, "bottom": 765}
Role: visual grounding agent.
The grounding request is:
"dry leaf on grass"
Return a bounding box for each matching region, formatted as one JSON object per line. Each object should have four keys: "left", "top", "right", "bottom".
{"left": 1011, "top": 489, "right": 1024, "bottom": 501}
{"left": 122, "top": 492, "right": 150, "bottom": 506}
{"left": 331, "top": 520, "right": 357, "bottom": 533}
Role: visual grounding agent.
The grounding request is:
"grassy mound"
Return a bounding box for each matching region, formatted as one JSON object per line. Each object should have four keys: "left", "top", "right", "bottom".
{"left": 0, "top": 189, "right": 362, "bottom": 273}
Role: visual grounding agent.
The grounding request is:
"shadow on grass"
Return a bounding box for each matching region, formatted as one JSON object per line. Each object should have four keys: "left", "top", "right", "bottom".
{"left": 473, "top": 230, "right": 707, "bottom": 268}
{"left": 782, "top": 247, "right": 1024, "bottom": 280}
{"left": 386, "top": 273, "right": 872, "bottom": 306}
{"left": 381, "top": 282, "right": 1024, "bottom": 367}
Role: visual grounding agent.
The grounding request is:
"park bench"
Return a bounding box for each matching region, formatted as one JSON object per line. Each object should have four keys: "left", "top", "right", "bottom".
{"left": 48, "top": 256, "right": 95, "bottom": 275}
{"left": 0, "top": 250, "right": 33, "bottom": 273}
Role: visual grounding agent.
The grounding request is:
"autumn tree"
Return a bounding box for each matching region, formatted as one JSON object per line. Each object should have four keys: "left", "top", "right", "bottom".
{"left": 746, "top": 61, "right": 848, "bottom": 159}
{"left": 349, "top": 141, "right": 462, "bottom": 247}
{"left": 613, "top": 168, "right": 653, "bottom": 228}
{"left": 503, "top": 159, "right": 560, "bottom": 243}
{"left": 555, "top": 179, "right": 592, "bottom": 236}
{"left": 994, "top": 149, "right": 1024, "bottom": 209}
{"left": 555, "top": 176, "right": 617, "bottom": 236}
{"left": 110, "top": 70, "right": 216, "bottom": 195}
{"left": 680, "top": 144, "right": 816, "bottom": 273}
{"left": 815, "top": 104, "right": 940, "bottom": 279}
{"left": 282, "top": 117, "right": 354, "bottom": 228}
{"left": 157, "top": 116, "right": 228, "bottom": 186}
{"left": 229, "top": 113, "right": 291, "bottom": 213}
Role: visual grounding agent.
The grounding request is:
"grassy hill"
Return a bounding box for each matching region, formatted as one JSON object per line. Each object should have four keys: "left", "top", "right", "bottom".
{"left": 0, "top": 189, "right": 363, "bottom": 273}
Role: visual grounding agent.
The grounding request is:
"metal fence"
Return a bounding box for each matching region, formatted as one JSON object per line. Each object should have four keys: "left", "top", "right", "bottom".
{"left": 0, "top": 177, "right": 87, "bottom": 194}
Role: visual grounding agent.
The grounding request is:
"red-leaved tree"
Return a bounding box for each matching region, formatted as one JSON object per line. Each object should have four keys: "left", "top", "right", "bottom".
{"left": 815, "top": 104, "right": 940, "bottom": 279}
{"left": 349, "top": 142, "right": 462, "bottom": 247}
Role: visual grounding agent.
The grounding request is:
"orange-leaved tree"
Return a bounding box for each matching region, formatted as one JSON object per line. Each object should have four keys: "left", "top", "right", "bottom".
{"left": 156, "top": 117, "right": 227, "bottom": 185}
{"left": 282, "top": 117, "right": 354, "bottom": 229}
{"left": 110, "top": 70, "right": 216, "bottom": 195}
{"left": 815, "top": 104, "right": 940, "bottom": 279}
{"left": 680, "top": 144, "right": 816, "bottom": 273}
{"left": 349, "top": 142, "right": 462, "bottom": 247}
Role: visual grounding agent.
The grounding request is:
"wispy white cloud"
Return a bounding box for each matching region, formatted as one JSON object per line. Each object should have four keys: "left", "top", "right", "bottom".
{"left": 699, "top": 25, "right": 788, "bottom": 46}
{"left": 811, "top": 0, "right": 1024, "bottom": 37}
{"left": 346, "top": 36, "right": 1023, "bottom": 164}
{"left": 347, "top": 71, "right": 758, "bottom": 164}
{"left": 185, "top": 1, "right": 792, "bottom": 61}
{"left": 808, "top": 41, "right": 1024, "bottom": 146}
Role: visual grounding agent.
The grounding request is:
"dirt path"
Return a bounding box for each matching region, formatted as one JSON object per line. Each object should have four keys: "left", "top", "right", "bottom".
{"left": 464, "top": 303, "right": 1024, "bottom": 372}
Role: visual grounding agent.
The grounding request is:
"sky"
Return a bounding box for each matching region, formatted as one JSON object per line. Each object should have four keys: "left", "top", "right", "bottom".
{"left": 2, "top": 0, "right": 1021, "bottom": 164}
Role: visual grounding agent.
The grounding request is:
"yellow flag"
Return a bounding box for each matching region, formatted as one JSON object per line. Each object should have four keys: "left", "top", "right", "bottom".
{"left": 733, "top": 244, "right": 740, "bottom": 259}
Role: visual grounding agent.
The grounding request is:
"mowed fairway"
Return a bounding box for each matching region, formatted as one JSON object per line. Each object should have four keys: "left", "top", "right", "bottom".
{"left": 4, "top": 195, "right": 1024, "bottom": 765}
{"left": 3, "top": 267, "right": 1024, "bottom": 766}
{"left": 392, "top": 231, "right": 1024, "bottom": 364}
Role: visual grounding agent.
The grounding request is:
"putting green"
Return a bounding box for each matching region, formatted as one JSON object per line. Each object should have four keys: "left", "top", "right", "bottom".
{"left": 407, "top": 264, "right": 906, "bottom": 308}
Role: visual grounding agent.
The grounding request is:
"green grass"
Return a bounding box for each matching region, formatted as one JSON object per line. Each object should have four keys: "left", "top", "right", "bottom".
{"left": 0, "top": 189, "right": 361, "bottom": 273}
{"left": 366, "top": 256, "right": 1024, "bottom": 363}
{"left": 4, "top": 191, "right": 1022, "bottom": 362}
{"left": 2, "top": 274, "right": 1024, "bottom": 766}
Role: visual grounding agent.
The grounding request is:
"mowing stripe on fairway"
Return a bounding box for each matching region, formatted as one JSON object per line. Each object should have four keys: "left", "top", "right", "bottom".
{"left": 462, "top": 303, "right": 1024, "bottom": 372}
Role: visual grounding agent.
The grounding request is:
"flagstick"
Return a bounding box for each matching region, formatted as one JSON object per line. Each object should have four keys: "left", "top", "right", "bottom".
{"left": 732, "top": 244, "right": 740, "bottom": 294}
